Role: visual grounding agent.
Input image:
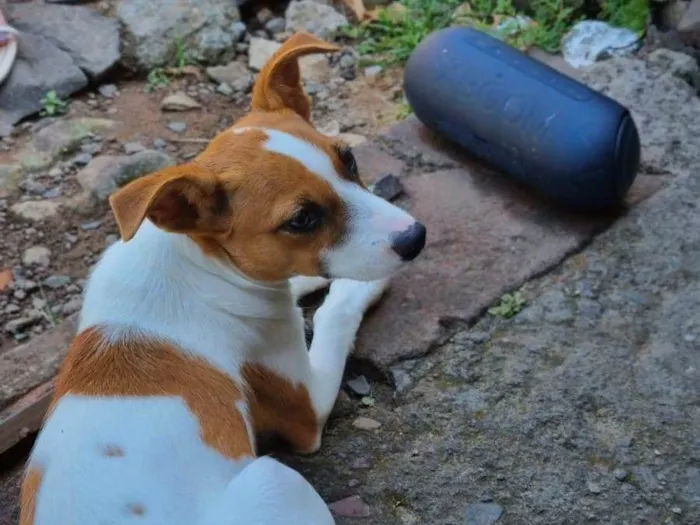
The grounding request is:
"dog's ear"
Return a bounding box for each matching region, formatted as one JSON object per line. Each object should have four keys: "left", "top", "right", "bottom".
{"left": 109, "top": 164, "right": 232, "bottom": 242}
{"left": 252, "top": 32, "right": 339, "bottom": 122}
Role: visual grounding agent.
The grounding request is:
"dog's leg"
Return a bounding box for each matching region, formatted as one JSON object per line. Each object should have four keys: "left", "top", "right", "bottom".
{"left": 289, "top": 276, "right": 330, "bottom": 302}
{"left": 199, "top": 457, "right": 334, "bottom": 525}
{"left": 307, "top": 278, "right": 389, "bottom": 428}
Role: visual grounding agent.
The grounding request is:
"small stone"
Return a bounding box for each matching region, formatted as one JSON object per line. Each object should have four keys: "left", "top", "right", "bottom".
{"left": 99, "top": 84, "right": 118, "bottom": 98}
{"left": 62, "top": 297, "right": 82, "bottom": 315}
{"left": 22, "top": 246, "right": 52, "bottom": 267}
{"left": 81, "top": 220, "right": 103, "bottom": 230}
{"left": 248, "top": 37, "right": 282, "bottom": 71}
{"left": 613, "top": 468, "right": 628, "bottom": 481}
{"left": 329, "top": 496, "right": 370, "bottom": 518}
{"left": 319, "top": 120, "right": 341, "bottom": 137}
{"left": 370, "top": 174, "right": 404, "bottom": 201}
{"left": 4, "top": 316, "right": 39, "bottom": 334}
{"left": 265, "top": 17, "right": 286, "bottom": 34}
{"left": 4, "top": 304, "right": 20, "bottom": 315}
{"left": 337, "top": 133, "right": 367, "bottom": 147}
{"left": 587, "top": 482, "right": 603, "bottom": 494}
{"left": 217, "top": 83, "right": 234, "bottom": 96}
{"left": 352, "top": 417, "right": 381, "bottom": 430}
{"left": 13, "top": 290, "right": 26, "bottom": 301}
{"left": 207, "top": 61, "right": 254, "bottom": 93}
{"left": 351, "top": 457, "right": 372, "bottom": 469}
{"left": 348, "top": 479, "right": 360, "bottom": 488}
{"left": 347, "top": 375, "right": 371, "bottom": 396}
{"left": 339, "top": 53, "right": 356, "bottom": 70}
{"left": 671, "top": 507, "right": 682, "bottom": 515}
{"left": 32, "top": 297, "right": 47, "bottom": 310}
{"left": 73, "top": 152, "right": 93, "bottom": 167}
{"left": 123, "top": 142, "right": 146, "bottom": 155}
{"left": 464, "top": 503, "right": 504, "bottom": 525}
{"left": 161, "top": 92, "right": 202, "bottom": 112}
{"left": 285, "top": 0, "right": 348, "bottom": 40}
{"left": 391, "top": 368, "right": 412, "bottom": 394}
{"left": 153, "top": 138, "right": 167, "bottom": 149}
{"left": 43, "top": 275, "right": 71, "bottom": 289}
{"left": 167, "top": 121, "right": 188, "bottom": 133}
{"left": 42, "top": 187, "right": 62, "bottom": 199}
{"left": 364, "top": 65, "right": 383, "bottom": 78}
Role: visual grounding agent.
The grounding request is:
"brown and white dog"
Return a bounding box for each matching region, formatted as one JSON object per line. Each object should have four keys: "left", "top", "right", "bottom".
{"left": 19, "top": 32, "right": 426, "bottom": 525}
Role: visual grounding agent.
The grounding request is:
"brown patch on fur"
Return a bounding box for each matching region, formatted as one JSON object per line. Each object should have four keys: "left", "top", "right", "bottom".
{"left": 242, "top": 363, "right": 319, "bottom": 454}
{"left": 126, "top": 503, "right": 146, "bottom": 517}
{"left": 20, "top": 466, "right": 43, "bottom": 525}
{"left": 49, "top": 327, "right": 254, "bottom": 460}
{"left": 102, "top": 444, "right": 125, "bottom": 457}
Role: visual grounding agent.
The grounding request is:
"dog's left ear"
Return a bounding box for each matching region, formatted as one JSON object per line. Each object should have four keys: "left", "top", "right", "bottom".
{"left": 252, "top": 32, "right": 340, "bottom": 122}
{"left": 109, "top": 164, "right": 232, "bottom": 242}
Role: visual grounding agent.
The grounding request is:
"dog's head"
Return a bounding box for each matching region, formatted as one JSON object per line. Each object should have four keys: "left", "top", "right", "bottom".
{"left": 109, "top": 32, "right": 426, "bottom": 282}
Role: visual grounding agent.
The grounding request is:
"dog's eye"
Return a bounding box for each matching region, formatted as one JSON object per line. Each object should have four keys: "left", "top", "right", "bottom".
{"left": 337, "top": 146, "right": 358, "bottom": 180}
{"left": 282, "top": 206, "right": 324, "bottom": 234}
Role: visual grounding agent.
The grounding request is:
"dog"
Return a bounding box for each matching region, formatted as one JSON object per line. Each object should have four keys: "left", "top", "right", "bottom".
{"left": 19, "top": 32, "right": 426, "bottom": 525}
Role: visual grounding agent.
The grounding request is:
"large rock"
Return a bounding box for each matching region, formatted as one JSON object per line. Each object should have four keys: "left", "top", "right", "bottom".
{"left": 16, "top": 118, "right": 117, "bottom": 172}
{"left": 206, "top": 61, "right": 253, "bottom": 92}
{"left": 285, "top": 0, "right": 348, "bottom": 40}
{"left": 678, "top": 0, "right": 700, "bottom": 46}
{"left": 579, "top": 49, "right": 700, "bottom": 176}
{"left": 117, "top": 0, "right": 242, "bottom": 70}
{"left": 6, "top": 4, "right": 120, "bottom": 80}
{"left": 77, "top": 150, "right": 175, "bottom": 201}
{"left": 0, "top": 34, "right": 87, "bottom": 128}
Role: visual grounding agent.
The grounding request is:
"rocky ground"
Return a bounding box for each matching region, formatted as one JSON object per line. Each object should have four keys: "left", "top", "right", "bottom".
{"left": 2, "top": 0, "right": 700, "bottom": 524}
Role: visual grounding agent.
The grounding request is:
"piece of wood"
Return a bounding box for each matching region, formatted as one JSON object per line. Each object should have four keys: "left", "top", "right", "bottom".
{"left": 0, "top": 381, "right": 53, "bottom": 455}
{"left": 0, "top": 313, "right": 77, "bottom": 413}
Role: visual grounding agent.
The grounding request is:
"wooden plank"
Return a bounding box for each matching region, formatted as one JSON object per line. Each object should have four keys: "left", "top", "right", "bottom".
{"left": 0, "top": 381, "right": 53, "bottom": 455}
{"left": 0, "top": 313, "right": 77, "bottom": 412}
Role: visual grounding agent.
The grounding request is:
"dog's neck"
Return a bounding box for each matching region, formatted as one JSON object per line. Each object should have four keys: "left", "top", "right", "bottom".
{"left": 78, "top": 220, "right": 300, "bottom": 375}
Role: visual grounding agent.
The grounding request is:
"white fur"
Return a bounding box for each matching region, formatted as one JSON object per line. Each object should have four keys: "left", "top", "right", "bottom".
{"left": 260, "top": 127, "right": 418, "bottom": 281}
{"left": 29, "top": 217, "right": 391, "bottom": 525}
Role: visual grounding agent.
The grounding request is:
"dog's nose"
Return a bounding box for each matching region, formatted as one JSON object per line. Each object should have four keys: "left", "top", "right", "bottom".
{"left": 390, "top": 222, "right": 426, "bottom": 261}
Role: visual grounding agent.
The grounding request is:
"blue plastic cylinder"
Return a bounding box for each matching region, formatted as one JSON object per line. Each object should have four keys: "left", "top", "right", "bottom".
{"left": 403, "top": 27, "right": 641, "bottom": 211}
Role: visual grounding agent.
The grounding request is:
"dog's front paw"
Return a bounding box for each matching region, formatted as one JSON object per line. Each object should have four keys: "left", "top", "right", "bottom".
{"left": 321, "top": 278, "right": 390, "bottom": 315}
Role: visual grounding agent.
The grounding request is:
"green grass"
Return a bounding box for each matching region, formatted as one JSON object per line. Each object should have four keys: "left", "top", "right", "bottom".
{"left": 488, "top": 291, "right": 527, "bottom": 318}
{"left": 40, "top": 90, "right": 69, "bottom": 117}
{"left": 144, "top": 67, "right": 170, "bottom": 93}
{"left": 343, "top": 0, "right": 649, "bottom": 66}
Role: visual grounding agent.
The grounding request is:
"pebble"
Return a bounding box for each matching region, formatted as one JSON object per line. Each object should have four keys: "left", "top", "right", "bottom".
{"left": 98, "top": 84, "right": 118, "bottom": 98}
{"left": 348, "top": 479, "right": 360, "bottom": 488}
{"left": 5, "top": 316, "right": 39, "bottom": 334}
{"left": 351, "top": 457, "right": 372, "bottom": 469}
{"left": 587, "top": 481, "right": 603, "bottom": 494}
{"left": 352, "top": 417, "right": 382, "bottom": 430}
{"left": 347, "top": 375, "right": 371, "bottom": 396}
{"left": 4, "top": 304, "right": 20, "bottom": 314}
{"left": 22, "top": 246, "right": 52, "bottom": 267}
{"left": 13, "top": 289, "right": 26, "bottom": 301}
{"left": 61, "top": 297, "right": 82, "bottom": 315}
{"left": 123, "top": 142, "right": 146, "bottom": 155}
{"left": 217, "top": 83, "right": 234, "bottom": 96}
{"left": 339, "top": 54, "right": 356, "bottom": 69}
{"left": 43, "top": 275, "right": 71, "bottom": 289}
{"left": 73, "top": 152, "right": 93, "bottom": 167}
{"left": 364, "top": 65, "right": 383, "bottom": 78}
{"left": 464, "top": 503, "right": 504, "bottom": 525}
{"left": 153, "top": 138, "right": 168, "bottom": 149}
{"left": 161, "top": 92, "right": 202, "bottom": 112}
{"left": 167, "top": 122, "right": 188, "bottom": 133}
{"left": 329, "top": 496, "right": 371, "bottom": 518}
{"left": 265, "top": 17, "right": 286, "bottom": 34}
{"left": 42, "top": 187, "right": 62, "bottom": 199}
{"left": 81, "top": 220, "right": 103, "bottom": 231}
{"left": 613, "top": 468, "right": 628, "bottom": 481}
{"left": 370, "top": 174, "right": 404, "bottom": 201}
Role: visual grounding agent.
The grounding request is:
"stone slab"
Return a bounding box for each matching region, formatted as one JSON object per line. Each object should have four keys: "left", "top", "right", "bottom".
{"left": 353, "top": 119, "right": 664, "bottom": 371}
{"left": 0, "top": 33, "right": 87, "bottom": 127}
{"left": 7, "top": 3, "right": 121, "bottom": 80}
